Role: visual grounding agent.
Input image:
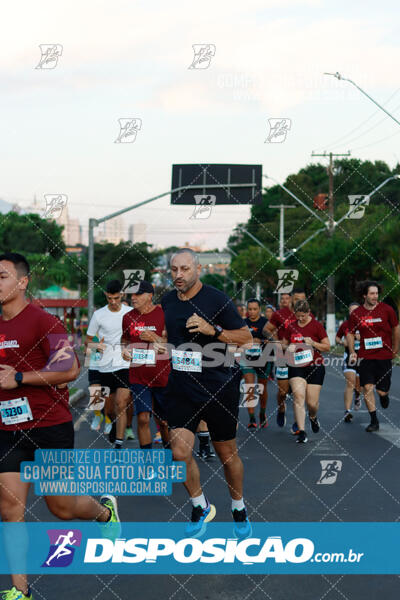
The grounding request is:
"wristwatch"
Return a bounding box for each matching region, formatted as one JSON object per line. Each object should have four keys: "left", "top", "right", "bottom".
{"left": 15, "top": 372, "right": 24, "bottom": 386}
{"left": 213, "top": 325, "right": 224, "bottom": 339}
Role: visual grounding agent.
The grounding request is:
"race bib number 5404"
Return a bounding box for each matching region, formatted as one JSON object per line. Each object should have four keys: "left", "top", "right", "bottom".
{"left": 171, "top": 350, "right": 202, "bottom": 372}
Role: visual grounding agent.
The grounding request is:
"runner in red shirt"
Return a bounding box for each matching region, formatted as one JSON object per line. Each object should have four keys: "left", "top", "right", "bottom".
{"left": 0, "top": 253, "right": 119, "bottom": 599}
{"left": 335, "top": 302, "right": 361, "bottom": 423}
{"left": 282, "top": 299, "right": 330, "bottom": 443}
{"left": 121, "top": 281, "right": 170, "bottom": 450}
{"left": 263, "top": 289, "right": 306, "bottom": 429}
{"left": 347, "top": 281, "right": 400, "bottom": 432}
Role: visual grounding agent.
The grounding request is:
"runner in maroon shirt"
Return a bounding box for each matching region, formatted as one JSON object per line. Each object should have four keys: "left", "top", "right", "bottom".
{"left": 347, "top": 281, "right": 400, "bottom": 433}
{"left": 335, "top": 302, "right": 361, "bottom": 423}
{"left": 121, "top": 281, "right": 170, "bottom": 450}
{"left": 282, "top": 299, "right": 330, "bottom": 444}
{"left": 0, "top": 253, "right": 119, "bottom": 599}
{"left": 263, "top": 289, "right": 306, "bottom": 429}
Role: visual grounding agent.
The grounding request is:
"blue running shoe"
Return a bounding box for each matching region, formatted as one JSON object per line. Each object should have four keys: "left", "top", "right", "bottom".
{"left": 232, "top": 508, "right": 252, "bottom": 540}
{"left": 291, "top": 422, "right": 300, "bottom": 435}
{"left": 185, "top": 500, "right": 216, "bottom": 538}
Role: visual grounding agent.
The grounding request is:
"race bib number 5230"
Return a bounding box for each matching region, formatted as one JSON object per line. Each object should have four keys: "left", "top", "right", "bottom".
{"left": 1, "top": 397, "right": 33, "bottom": 425}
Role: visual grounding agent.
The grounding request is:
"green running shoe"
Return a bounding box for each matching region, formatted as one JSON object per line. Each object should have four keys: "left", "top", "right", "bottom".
{"left": 0, "top": 587, "right": 33, "bottom": 600}
{"left": 100, "top": 495, "right": 121, "bottom": 541}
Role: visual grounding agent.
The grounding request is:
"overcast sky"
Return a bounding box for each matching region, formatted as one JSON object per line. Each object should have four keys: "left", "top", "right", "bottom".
{"left": 1, "top": 0, "right": 399, "bottom": 250}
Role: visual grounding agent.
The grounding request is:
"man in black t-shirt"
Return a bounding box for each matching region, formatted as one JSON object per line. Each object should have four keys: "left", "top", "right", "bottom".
{"left": 161, "top": 248, "right": 252, "bottom": 539}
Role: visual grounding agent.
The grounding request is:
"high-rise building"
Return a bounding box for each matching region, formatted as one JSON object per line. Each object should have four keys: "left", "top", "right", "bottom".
{"left": 24, "top": 195, "right": 82, "bottom": 246}
{"left": 95, "top": 216, "right": 125, "bottom": 244}
{"left": 128, "top": 222, "right": 147, "bottom": 244}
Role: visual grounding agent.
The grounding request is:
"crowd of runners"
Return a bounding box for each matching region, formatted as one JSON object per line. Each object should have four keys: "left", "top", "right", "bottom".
{"left": 0, "top": 249, "right": 399, "bottom": 598}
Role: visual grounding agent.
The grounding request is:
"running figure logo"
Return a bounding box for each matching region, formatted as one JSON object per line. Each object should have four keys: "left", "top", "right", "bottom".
{"left": 189, "top": 195, "right": 216, "bottom": 220}
{"left": 239, "top": 383, "right": 264, "bottom": 408}
{"left": 35, "top": 44, "right": 63, "bottom": 69}
{"left": 316, "top": 460, "right": 343, "bottom": 485}
{"left": 122, "top": 269, "right": 145, "bottom": 293}
{"left": 43, "top": 194, "right": 68, "bottom": 220}
{"left": 42, "top": 529, "right": 82, "bottom": 567}
{"left": 347, "top": 195, "right": 370, "bottom": 219}
{"left": 88, "top": 386, "right": 110, "bottom": 412}
{"left": 115, "top": 118, "right": 142, "bottom": 143}
{"left": 188, "top": 44, "right": 216, "bottom": 69}
{"left": 265, "top": 119, "right": 291, "bottom": 143}
{"left": 275, "top": 269, "right": 299, "bottom": 294}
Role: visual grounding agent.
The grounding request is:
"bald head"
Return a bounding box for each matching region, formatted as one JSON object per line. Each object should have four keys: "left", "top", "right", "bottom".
{"left": 170, "top": 249, "right": 201, "bottom": 294}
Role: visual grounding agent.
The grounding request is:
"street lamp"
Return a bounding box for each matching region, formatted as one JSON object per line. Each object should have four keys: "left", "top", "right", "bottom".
{"left": 324, "top": 72, "right": 400, "bottom": 128}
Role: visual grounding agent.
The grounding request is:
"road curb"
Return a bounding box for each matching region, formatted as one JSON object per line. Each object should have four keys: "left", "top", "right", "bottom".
{"left": 69, "top": 388, "right": 86, "bottom": 407}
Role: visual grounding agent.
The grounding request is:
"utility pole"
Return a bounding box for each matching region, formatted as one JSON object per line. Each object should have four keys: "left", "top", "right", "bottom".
{"left": 311, "top": 151, "right": 351, "bottom": 344}
{"left": 270, "top": 204, "right": 296, "bottom": 262}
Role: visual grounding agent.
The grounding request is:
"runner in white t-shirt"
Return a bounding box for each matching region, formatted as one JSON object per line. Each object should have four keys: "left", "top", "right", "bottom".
{"left": 85, "top": 280, "right": 133, "bottom": 441}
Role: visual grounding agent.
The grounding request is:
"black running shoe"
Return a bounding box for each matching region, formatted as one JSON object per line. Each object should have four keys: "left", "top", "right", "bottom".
{"left": 247, "top": 419, "right": 257, "bottom": 430}
{"left": 197, "top": 445, "right": 216, "bottom": 460}
{"left": 309, "top": 416, "right": 320, "bottom": 433}
{"left": 366, "top": 422, "right": 379, "bottom": 432}
{"left": 379, "top": 394, "right": 390, "bottom": 409}
{"left": 276, "top": 411, "right": 286, "bottom": 428}
{"left": 108, "top": 421, "right": 116, "bottom": 444}
{"left": 344, "top": 411, "right": 353, "bottom": 423}
{"left": 259, "top": 414, "right": 268, "bottom": 429}
{"left": 296, "top": 430, "right": 308, "bottom": 443}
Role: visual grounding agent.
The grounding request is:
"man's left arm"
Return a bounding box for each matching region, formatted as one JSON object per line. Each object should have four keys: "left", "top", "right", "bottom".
{"left": 392, "top": 324, "right": 400, "bottom": 356}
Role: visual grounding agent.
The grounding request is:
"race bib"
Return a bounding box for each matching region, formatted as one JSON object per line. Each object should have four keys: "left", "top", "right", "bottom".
{"left": 171, "top": 350, "right": 202, "bottom": 372}
{"left": 364, "top": 337, "right": 383, "bottom": 350}
{"left": 131, "top": 349, "right": 156, "bottom": 365}
{"left": 276, "top": 366, "right": 289, "bottom": 379}
{"left": 294, "top": 349, "right": 313, "bottom": 365}
{"left": 245, "top": 345, "right": 262, "bottom": 360}
{"left": 0, "top": 397, "right": 33, "bottom": 426}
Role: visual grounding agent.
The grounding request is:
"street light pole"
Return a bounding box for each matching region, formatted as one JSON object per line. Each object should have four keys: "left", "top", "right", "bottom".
{"left": 270, "top": 204, "right": 296, "bottom": 262}
{"left": 324, "top": 72, "right": 400, "bottom": 128}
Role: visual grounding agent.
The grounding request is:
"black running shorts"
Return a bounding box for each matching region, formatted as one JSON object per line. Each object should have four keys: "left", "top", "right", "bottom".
{"left": 166, "top": 373, "right": 241, "bottom": 442}
{"left": 88, "top": 368, "right": 101, "bottom": 386}
{"left": 358, "top": 358, "right": 392, "bottom": 392}
{"left": 100, "top": 369, "right": 130, "bottom": 393}
{"left": 0, "top": 420, "right": 74, "bottom": 473}
{"left": 288, "top": 364, "right": 325, "bottom": 386}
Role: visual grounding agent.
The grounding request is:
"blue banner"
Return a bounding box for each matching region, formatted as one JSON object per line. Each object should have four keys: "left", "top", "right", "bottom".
{"left": 0, "top": 522, "right": 399, "bottom": 574}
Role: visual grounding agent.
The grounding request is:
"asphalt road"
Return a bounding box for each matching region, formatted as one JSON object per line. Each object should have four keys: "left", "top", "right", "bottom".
{"left": 1, "top": 362, "right": 400, "bottom": 599}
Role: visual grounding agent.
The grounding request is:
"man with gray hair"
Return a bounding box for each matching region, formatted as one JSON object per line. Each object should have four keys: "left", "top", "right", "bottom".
{"left": 161, "top": 248, "right": 253, "bottom": 539}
